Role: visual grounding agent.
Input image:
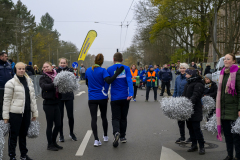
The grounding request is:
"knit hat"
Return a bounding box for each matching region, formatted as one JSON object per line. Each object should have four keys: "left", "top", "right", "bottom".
{"left": 29, "top": 62, "right": 32, "bottom": 65}
{"left": 179, "top": 63, "right": 189, "bottom": 69}
{"left": 205, "top": 74, "right": 212, "bottom": 81}
{"left": 185, "top": 68, "right": 197, "bottom": 76}
{"left": 149, "top": 65, "right": 153, "bottom": 69}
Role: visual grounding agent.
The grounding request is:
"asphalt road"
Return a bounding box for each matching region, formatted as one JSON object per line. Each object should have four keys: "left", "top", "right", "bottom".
{"left": 2, "top": 83, "right": 228, "bottom": 160}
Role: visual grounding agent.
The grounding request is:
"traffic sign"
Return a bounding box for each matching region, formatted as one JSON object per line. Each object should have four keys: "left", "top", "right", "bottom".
{"left": 72, "top": 62, "right": 78, "bottom": 68}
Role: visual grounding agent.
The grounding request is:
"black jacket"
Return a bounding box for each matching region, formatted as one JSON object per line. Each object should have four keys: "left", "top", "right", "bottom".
{"left": 56, "top": 67, "right": 74, "bottom": 100}
{"left": 204, "top": 66, "right": 211, "bottom": 75}
{"left": 39, "top": 73, "right": 59, "bottom": 104}
{"left": 182, "top": 76, "right": 204, "bottom": 121}
{"left": 26, "top": 66, "right": 35, "bottom": 76}
{"left": 204, "top": 81, "right": 218, "bottom": 101}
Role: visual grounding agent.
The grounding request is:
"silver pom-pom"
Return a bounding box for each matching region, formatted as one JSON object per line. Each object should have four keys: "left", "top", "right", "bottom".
{"left": 53, "top": 71, "right": 80, "bottom": 93}
{"left": 0, "top": 120, "right": 10, "bottom": 136}
{"left": 160, "top": 97, "right": 194, "bottom": 121}
{"left": 231, "top": 117, "right": 240, "bottom": 134}
{"left": 204, "top": 114, "right": 217, "bottom": 134}
{"left": 0, "top": 129, "right": 5, "bottom": 160}
{"left": 202, "top": 96, "right": 216, "bottom": 120}
{"left": 27, "top": 120, "right": 40, "bottom": 138}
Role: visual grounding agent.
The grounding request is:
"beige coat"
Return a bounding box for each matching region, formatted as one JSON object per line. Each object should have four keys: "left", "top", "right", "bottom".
{"left": 3, "top": 73, "right": 38, "bottom": 119}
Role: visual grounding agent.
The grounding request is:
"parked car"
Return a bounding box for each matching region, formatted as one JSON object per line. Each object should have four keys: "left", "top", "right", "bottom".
{"left": 212, "top": 56, "right": 240, "bottom": 85}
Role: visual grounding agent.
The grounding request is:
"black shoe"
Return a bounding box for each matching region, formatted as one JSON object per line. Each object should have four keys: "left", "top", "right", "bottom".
{"left": 10, "top": 157, "right": 17, "bottom": 160}
{"left": 70, "top": 133, "right": 78, "bottom": 141}
{"left": 54, "top": 143, "right": 63, "bottom": 149}
{"left": 113, "top": 132, "right": 120, "bottom": 148}
{"left": 224, "top": 156, "right": 233, "bottom": 160}
{"left": 59, "top": 135, "right": 64, "bottom": 142}
{"left": 47, "top": 144, "right": 59, "bottom": 151}
{"left": 199, "top": 148, "right": 205, "bottom": 155}
{"left": 20, "top": 155, "right": 33, "bottom": 160}
{"left": 160, "top": 94, "right": 163, "bottom": 96}
{"left": 168, "top": 94, "right": 172, "bottom": 96}
{"left": 120, "top": 137, "right": 127, "bottom": 143}
{"left": 187, "top": 146, "right": 198, "bottom": 152}
{"left": 185, "top": 138, "right": 192, "bottom": 143}
{"left": 233, "top": 158, "right": 238, "bottom": 160}
{"left": 175, "top": 137, "right": 185, "bottom": 144}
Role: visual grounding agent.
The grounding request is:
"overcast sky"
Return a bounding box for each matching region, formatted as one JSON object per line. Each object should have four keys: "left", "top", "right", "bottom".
{"left": 12, "top": 0, "right": 138, "bottom": 61}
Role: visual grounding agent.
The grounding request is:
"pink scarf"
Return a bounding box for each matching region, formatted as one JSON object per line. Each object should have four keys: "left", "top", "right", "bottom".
{"left": 216, "top": 64, "right": 239, "bottom": 141}
{"left": 43, "top": 69, "right": 57, "bottom": 82}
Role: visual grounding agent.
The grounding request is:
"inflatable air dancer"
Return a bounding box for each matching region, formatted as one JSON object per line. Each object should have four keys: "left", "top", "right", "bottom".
{"left": 56, "top": 58, "right": 77, "bottom": 142}
{"left": 145, "top": 65, "right": 158, "bottom": 102}
{"left": 3, "top": 62, "right": 38, "bottom": 160}
{"left": 39, "top": 62, "right": 62, "bottom": 151}
{"left": 85, "top": 54, "right": 124, "bottom": 147}
{"left": 130, "top": 64, "right": 139, "bottom": 102}
{"left": 107, "top": 52, "right": 133, "bottom": 148}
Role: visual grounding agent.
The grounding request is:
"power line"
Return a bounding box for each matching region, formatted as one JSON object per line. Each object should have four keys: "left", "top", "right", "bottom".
{"left": 122, "top": 22, "right": 129, "bottom": 51}
{"left": 122, "top": 0, "right": 135, "bottom": 25}
{"left": 120, "top": 22, "right": 123, "bottom": 50}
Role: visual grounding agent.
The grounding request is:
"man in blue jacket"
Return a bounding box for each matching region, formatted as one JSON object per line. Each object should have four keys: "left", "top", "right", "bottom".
{"left": 0, "top": 52, "right": 13, "bottom": 119}
{"left": 107, "top": 52, "right": 133, "bottom": 148}
{"left": 159, "top": 64, "right": 172, "bottom": 96}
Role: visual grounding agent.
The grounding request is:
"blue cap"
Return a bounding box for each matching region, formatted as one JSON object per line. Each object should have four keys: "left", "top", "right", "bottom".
{"left": 29, "top": 62, "right": 32, "bottom": 65}
{"left": 149, "top": 65, "right": 153, "bottom": 69}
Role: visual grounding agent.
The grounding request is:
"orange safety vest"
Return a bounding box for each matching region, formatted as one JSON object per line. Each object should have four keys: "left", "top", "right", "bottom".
{"left": 131, "top": 69, "right": 138, "bottom": 82}
{"left": 147, "top": 71, "right": 156, "bottom": 82}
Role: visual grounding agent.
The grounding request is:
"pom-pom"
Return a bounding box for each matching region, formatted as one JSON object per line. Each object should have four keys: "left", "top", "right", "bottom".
{"left": 0, "top": 129, "right": 5, "bottom": 160}
{"left": 0, "top": 120, "right": 10, "bottom": 136}
{"left": 231, "top": 117, "right": 240, "bottom": 134}
{"left": 53, "top": 71, "right": 80, "bottom": 93}
{"left": 27, "top": 120, "right": 40, "bottom": 138}
{"left": 202, "top": 96, "right": 216, "bottom": 120}
{"left": 204, "top": 114, "right": 217, "bottom": 134}
{"left": 160, "top": 97, "right": 194, "bottom": 121}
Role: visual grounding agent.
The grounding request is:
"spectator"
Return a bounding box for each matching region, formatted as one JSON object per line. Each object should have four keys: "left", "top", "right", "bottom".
{"left": 170, "top": 63, "right": 176, "bottom": 71}
{"left": 33, "top": 65, "right": 41, "bottom": 75}
{"left": 204, "top": 64, "right": 211, "bottom": 75}
{"left": 191, "top": 62, "right": 197, "bottom": 69}
{"left": 130, "top": 64, "right": 139, "bottom": 102}
{"left": 0, "top": 52, "right": 13, "bottom": 120}
{"left": 145, "top": 65, "right": 158, "bottom": 102}
{"left": 159, "top": 64, "right": 172, "bottom": 96}
{"left": 52, "top": 64, "right": 57, "bottom": 70}
{"left": 8, "top": 59, "right": 15, "bottom": 70}
{"left": 80, "top": 65, "right": 86, "bottom": 80}
{"left": 176, "top": 60, "right": 180, "bottom": 68}
{"left": 3, "top": 62, "right": 38, "bottom": 160}
{"left": 26, "top": 62, "right": 35, "bottom": 76}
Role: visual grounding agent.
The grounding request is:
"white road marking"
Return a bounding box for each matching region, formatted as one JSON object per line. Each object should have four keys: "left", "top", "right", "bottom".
{"left": 76, "top": 91, "right": 86, "bottom": 96}
{"left": 75, "top": 130, "right": 92, "bottom": 156}
{"left": 160, "top": 146, "right": 185, "bottom": 160}
{"left": 97, "top": 109, "right": 100, "bottom": 117}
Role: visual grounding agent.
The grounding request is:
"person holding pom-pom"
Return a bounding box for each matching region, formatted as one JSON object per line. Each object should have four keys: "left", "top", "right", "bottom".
{"left": 182, "top": 67, "right": 205, "bottom": 155}
{"left": 3, "top": 62, "right": 38, "bottom": 160}
{"left": 216, "top": 53, "right": 240, "bottom": 160}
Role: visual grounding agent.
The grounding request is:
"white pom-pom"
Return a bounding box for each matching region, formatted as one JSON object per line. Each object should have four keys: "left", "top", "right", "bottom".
{"left": 202, "top": 96, "right": 216, "bottom": 120}
{"left": 204, "top": 114, "right": 217, "bottom": 134}
{"left": 231, "top": 117, "right": 240, "bottom": 134}
{"left": 0, "top": 120, "right": 9, "bottom": 136}
{"left": 160, "top": 97, "right": 194, "bottom": 121}
{"left": 53, "top": 71, "right": 80, "bottom": 93}
{"left": 0, "top": 129, "right": 5, "bottom": 160}
{"left": 27, "top": 120, "right": 40, "bottom": 138}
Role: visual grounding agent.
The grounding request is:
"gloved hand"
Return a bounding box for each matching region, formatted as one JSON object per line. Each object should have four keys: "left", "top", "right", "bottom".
{"left": 114, "top": 66, "right": 124, "bottom": 76}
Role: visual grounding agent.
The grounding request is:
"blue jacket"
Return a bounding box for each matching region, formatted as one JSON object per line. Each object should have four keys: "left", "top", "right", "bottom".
{"left": 138, "top": 70, "right": 145, "bottom": 80}
{"left": 173, "top": 74, "right": 187, "bottom": 97}
{"left": 159, "top": 68, "right": 172, "bottom": 82}
{"left": 0, "top": 60, "right": 13, "bottom": 89}
{"left": 11, "top": 62, "right": 15, "bottom": 75}
{"left": 154, "top": 68, "right": 160, "bottom": 79}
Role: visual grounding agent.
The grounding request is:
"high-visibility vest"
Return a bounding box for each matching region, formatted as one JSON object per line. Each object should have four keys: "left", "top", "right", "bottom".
{"left": 131, "top": 69, "right": 138, "bottom": 82}
{"left": 147, "top": 71, "right": 156, "bottom": 82}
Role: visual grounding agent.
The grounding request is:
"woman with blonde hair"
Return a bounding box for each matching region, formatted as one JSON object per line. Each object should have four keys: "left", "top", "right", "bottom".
{"left": 3, "top": 62, "right": 38, "bottom": 160}
{"left": 33, "top": 65, "right": 41, "bottom": 75}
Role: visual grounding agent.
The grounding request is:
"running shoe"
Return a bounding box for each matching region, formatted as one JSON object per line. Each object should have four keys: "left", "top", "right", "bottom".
{"left": 113, "top": 132, "right": 120, "bottom": 148}
{"left": 133, "top": 99, "right": 136, "bottom": 102}
{"left": 59, "top": 135, "right": 64, "bottom": 142}
{"left": 103, "top": 136, "right": 109, "bottom": 142}
{"left": 120, "top": 137, "right": 127, "bottom": 143}
{"left": 69, "top": 133, "right": 78, "bottom": 141}
{"left": 20, "top": 155, "right": 33, "bottom": 160}
{"left": 94, "top": 140, "right": 102, "bottom": 147}
{"left": 10, "top": 157, "right": 17, "bottom": 160}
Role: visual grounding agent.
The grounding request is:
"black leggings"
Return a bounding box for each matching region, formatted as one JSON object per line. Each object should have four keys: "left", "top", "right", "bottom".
{"left": 43, "top": 104, "right": 61, "bottom": 145}
{"left": 133, "top": 83, "right": 138, "bottom": 99}
{"left": 88, "top": 99, "right": 108, "bottom": 140}
{"left": 59, "top": 100, "right": 74, "bottom": 135}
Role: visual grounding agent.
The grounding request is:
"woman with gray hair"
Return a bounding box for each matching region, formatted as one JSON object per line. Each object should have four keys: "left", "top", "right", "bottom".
{"left": 173, "top": 63, "right": 191, "bottom": 144}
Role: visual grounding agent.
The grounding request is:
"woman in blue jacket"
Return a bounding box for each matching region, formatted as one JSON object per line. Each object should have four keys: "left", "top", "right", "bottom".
{"left": 173, "top": 63, "right": 191, "bottom": 144}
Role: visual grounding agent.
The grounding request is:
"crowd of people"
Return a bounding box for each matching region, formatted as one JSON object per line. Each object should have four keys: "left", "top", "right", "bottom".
{"left": 0, "top": 50, "right": 240, "bottom": 160}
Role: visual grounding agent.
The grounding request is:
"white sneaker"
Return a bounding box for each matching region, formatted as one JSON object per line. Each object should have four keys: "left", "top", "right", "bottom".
{"left": 94, "top": 140, "right": 102, "bottom": 147}
{"left": 103, "top": 136, "right": 109, "bottom": 142}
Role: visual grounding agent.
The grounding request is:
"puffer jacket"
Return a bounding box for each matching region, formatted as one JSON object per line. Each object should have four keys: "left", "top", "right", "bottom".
{"left": 182, "top": 76, "right": 204, "bottom": 121}
{"left": 0, "top": 60, "right": 13, "bottom": 88}
{"left": 173, "top": 74, "right": 187, "bottom": 97}
{"left": 2, "top": 74, "right": 38, "bottom": 119}
{"left": 56, "top": 67, "right": 74, "bottom": 100}
{"left": 220, "top": 70, "right": 240, "bottom": 120}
